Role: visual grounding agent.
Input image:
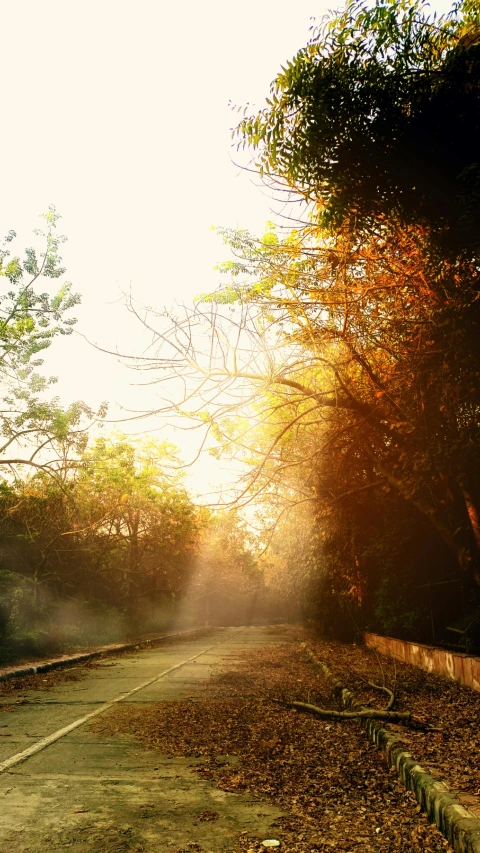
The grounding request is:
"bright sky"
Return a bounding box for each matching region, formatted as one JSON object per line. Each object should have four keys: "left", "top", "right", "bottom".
{"left": 0, "top": 0, "right": 453, "bottom": 496}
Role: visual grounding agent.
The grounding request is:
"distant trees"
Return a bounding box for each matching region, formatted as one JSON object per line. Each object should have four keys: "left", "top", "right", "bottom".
{"left": 0, "top": 211, "right": 267, "bottom": 660}
{"left": 0, "top": 427, "right": 267, "bottom": 656}
{"left": 0, "top": 435, "right": 201, "bottom": 648}
{"left": 76, "top": 435, "right": 199, "bottom": 616}
{"left": 187, "top": 509, "right": 264, "bottom": 626}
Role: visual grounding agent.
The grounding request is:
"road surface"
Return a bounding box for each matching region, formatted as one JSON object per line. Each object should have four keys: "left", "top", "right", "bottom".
{"left": 0, "top": 627, "right": 283, "bottom": 853}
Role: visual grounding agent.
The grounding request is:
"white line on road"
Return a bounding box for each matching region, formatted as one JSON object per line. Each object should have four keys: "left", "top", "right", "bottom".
{"left": 0, "top": 630, "right": 241, "bottom": 775}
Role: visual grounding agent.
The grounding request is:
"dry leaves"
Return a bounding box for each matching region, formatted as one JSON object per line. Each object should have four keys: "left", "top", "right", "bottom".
{"left": 305, "top": 635, "right": 480, "bottom": 798}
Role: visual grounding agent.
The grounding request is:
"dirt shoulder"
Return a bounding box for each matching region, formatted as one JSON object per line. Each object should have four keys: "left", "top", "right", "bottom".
{"left": 92, "top": 627, "right": 457, "bottom": 853}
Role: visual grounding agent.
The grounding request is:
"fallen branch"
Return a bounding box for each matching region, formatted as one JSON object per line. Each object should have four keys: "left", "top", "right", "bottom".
{"left": 365, "top": 681, "right": 395, "bottom": 711}
{"left": 280, "top": 699, "right": 412, "bottom": 724}
{"left": 296, "top": 644, "right": 440, "bottom": 730}
{"left": 345, "top": 667, "right": 396, "bottom": 709}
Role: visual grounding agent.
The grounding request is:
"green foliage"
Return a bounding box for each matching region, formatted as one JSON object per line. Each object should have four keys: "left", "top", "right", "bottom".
{"left": 373, "top": 577, "right": 425, "bottom": 638}
{"left": 237, "top": 0, "right": 480, "bottom": 255}
{"left": 0, "top": 208, "right": 95, "bottom": 477}
{"left": 0, "top": 206, "right": 80, "bottom": 371}
{"left": 0, "top": 435, "right": 205, "bottom": 661}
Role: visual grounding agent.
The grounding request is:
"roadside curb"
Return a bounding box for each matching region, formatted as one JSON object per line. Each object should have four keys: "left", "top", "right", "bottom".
{"left": 304, "top": 645, "right": 480, "bottom": 853}
{"left": 362, "top": 716, "right": 480, "bottom": 853}
{"left": 0, "top": 627, "right": 208, "bottom": 684}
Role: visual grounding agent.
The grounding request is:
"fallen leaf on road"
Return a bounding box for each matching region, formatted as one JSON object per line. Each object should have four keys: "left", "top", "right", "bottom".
{"left": 199, "top": 810, "right": 219, "bottom": 822}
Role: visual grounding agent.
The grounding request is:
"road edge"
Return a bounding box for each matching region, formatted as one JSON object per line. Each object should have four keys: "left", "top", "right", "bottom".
{"left": 0, "top": 627, "right": 209, "bottom": 684}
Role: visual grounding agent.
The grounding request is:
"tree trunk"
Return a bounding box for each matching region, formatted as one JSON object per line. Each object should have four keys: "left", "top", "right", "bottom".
{"left": 457, "top": 474, "right": 480, "bottom": 549}
{"left": 127, "top": 510, "right": 140, "bottom": 614}
{"left": 374, "top": 458, "right": 480, "bottom": 586}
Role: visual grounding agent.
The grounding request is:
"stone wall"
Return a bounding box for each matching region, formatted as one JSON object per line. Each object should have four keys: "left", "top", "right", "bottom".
{"left": 364, "top": 633, "right": 480, "bottom": 693}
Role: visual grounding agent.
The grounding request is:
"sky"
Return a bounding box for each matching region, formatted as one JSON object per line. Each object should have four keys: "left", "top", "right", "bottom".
{"left": 0, "top": 0, "right": 453, "bottom": 497}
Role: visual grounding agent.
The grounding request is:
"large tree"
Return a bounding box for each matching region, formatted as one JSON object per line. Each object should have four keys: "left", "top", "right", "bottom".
{"left": 128, "top": 217, "right": 480, "bottom": 588}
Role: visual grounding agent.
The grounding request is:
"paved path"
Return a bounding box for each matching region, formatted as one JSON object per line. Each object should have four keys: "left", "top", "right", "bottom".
{"left": 0, "top": 627, "right": 284, "bottom": 853}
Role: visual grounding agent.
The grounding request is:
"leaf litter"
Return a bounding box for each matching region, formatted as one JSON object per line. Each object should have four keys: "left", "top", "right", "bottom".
{"left": 91, "top": 627, "right": 464, "bottom": 852}
{"left": 305, "top": 635, "right": 480, "bottom": 801}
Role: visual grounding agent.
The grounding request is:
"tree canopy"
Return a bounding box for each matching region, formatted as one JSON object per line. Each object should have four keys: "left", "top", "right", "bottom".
{"left": 0, "top": 207, "right": 100, "bottom": 478}
{"left": 141, "top": 217, "right": 480, "bottom": 588}
{"left": 237, "top": 0, "right": 480, "bottom": 257}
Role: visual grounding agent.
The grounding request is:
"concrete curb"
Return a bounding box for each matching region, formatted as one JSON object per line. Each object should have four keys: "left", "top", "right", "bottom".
{"left": 0, "top": 627, "right": 208, "bottom": 684}
{"left": 362, "top": 716, "right": 480, "bottom": 853}
{"left": 304, "top": 646, "right": 480, "bottom": 853}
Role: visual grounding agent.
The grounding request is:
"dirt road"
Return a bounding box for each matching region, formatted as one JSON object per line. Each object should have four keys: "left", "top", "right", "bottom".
{"left": 0, "top": 627, "right": 283, "bottom": 853}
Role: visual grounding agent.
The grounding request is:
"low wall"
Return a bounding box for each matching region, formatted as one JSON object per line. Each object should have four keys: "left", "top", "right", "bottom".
{"left": 364, "top": 632, "right": 480, "bottom": 693}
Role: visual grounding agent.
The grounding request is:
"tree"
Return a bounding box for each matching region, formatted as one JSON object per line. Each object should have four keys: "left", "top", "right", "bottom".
{"left": 186, "top": 508, "right": 263, "bottom": 626}
{"left": 125, "top": 217, "right": 480, "bottom": 590}
{"left": 0, "top": 435, "right": 202, "bottom": 653}
{"left": 76, "top": 435, "right": 199, "bottom": 616}
{"left": 236, "top": 0, "right": 480, "bottom": 257}
{"left": 120, "top": 0, "right": 480, "bottom": 634}
{"left": 0, "top": 207, "right": 98, "bottom": 478}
